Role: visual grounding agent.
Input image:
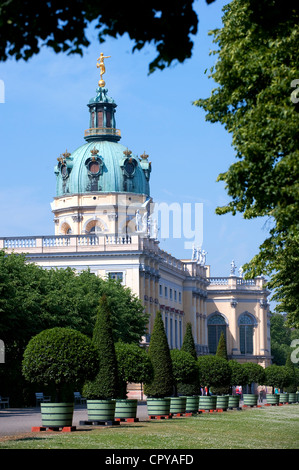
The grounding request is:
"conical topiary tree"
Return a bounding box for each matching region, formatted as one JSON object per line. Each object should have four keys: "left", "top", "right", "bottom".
{"left": 178, "top": 322, "right": 200, "bottom": 395}
{"left": 83, "top": 294, "right": 119, "bottom": 399}
{"left": 144, "top": 311, "right": 174, "bottom": 398}
{"left": 216, "top": 331, "right": 228, "bottom": 361}
{"left": 181, "top": 322, "right": 197, "bottom": 361}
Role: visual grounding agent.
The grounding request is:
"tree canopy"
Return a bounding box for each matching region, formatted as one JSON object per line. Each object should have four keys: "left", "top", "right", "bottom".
{"left": 22, "top": 327, "right": 99, "bottom": 402}
{"left": 0, "top": 0, "right": 205, "bottom": 73}
{"left": 0, "top": 250, "right": 148, "bottom": 349}
{"left": 194, "top": 0, "right": 299, "bottom": 327}
{"left": 3, "top": 1, "right": 291, "bottom": 73}
{"left": 0, "top": 250, "right": 148, "bottom": 404}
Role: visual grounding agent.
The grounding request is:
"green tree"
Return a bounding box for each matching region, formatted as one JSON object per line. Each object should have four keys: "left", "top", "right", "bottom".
{"left": 181, "top": 322, "right": 197, "bottom": 361}
{"left": 0, "top": 251, "right": 148, "bottom": 404}
{"left": 83, "top": 295, "right": 119, "bottom": 399}
{"left": 179, "top": 323, "right": 200, "bottom": 395}
{"left": 0, "top": 0, "right": 201, "bottom": 73}
{"left": 270, "top": 313, "right": 299, "bottom": 365}
{"left": 285, "top": 353, "right": 298, "bottom": 393}
{"left": 144, "top": 311, "right": 174, "bottom": 397}
{"left": 216, "top": 331, "right": 228, "bottom": 360}
{"left": 228, "top": 360, "right": 249, "bottom": 390}
{"left": 264, "top": 364, "right": 293, "bottom": 393}
{"left": 115, "top": 342, "right": 153, "bottom": 398}
{"left": 194, "top": 0, "right": 299, "bottom": 328}
{"left": 242, "top": 362, "right": 265, "bottom": 392}
{"left": 197, "top": 355, "right": 231, "bottom": 394}
{"left": 22, "top": 328, "right": 99, "bottom": 402}
{"left": 170, "top": 349, "right": 199, "bottom": 396}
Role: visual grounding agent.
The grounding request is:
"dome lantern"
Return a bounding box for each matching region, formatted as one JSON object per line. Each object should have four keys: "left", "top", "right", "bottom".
{"left": 84, "top": 54, "right": 121, "bottom": 142}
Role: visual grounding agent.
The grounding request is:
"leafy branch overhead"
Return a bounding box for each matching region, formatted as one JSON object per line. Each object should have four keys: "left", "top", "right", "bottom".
{"left": 0, "top": 0, "right": 205, "bottom": 73}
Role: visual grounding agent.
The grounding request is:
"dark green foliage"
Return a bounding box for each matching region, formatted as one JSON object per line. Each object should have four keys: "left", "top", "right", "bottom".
{"left": 264, "top": 364, "right": 293, "bottom": 392}
{"left": 22, "top": 327, "right": 99, "bottom": 402}
{"left": 285, "top": 353, "right": 298, "bottom": 393}
{"left": 216, "top": 331, "right": 228, "bottom": 360}
{"left": 242, "top": 362, "right": 266, "bottom": 388}
{"left": 0, "top": 1, "right": 199, "bottom": 73}
{"left": 143, "top": 311, "right": 174, "bottom": 398}
{"left": 197, "top": 355, "right": 231, "bottom": 393}
{"left": 228, "top": 360, "right": 249, "bottom": 388}
{"left": 170, "top": 349, "right": 199, "bottom": 396}
{"left": 270, "top": 313, "right": 299, "bottom": 365}
{"left": 115, "top": 342, "right": 154, "bottom": 399}
{"left": 83, "top": 295, "right": 119, "bottom": 399}
{"left": 177, "top": 323, "right": 200, "bottom": 395}
{"left": 0, "top": 251, "right": 148, "bottom": 405}
{"left": 181, "top": 322, "right": 197, "bottom": 361}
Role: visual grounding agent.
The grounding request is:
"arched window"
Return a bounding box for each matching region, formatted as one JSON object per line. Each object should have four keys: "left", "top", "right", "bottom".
{"left": 239, "top": 313, "right": 254, "bottom": 354}
{"left": 60, "top": 222, "right": 72, "bottom": 235}
{"left": 85, "top": 220, "right": 104, "bottom": 234}
{"left": 208, "top": 314, "right": 227, "bottom": 354}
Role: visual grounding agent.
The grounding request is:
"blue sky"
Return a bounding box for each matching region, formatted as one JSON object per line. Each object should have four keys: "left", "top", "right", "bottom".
{"left": 0, "top": 0, "right": 272, "bottom": 283}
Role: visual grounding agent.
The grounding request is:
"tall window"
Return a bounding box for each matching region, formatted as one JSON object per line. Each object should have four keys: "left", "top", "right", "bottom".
{"left": 239, "top": 313, "right": 254, "bottom": 354}
{"left": 208, "top": 314, "right": 227, "bottom": 354}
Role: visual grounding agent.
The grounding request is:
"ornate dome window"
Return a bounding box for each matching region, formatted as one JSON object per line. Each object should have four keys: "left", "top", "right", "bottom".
{"left": 89, "top": 161, "right": 100, "bottom": 174}
{"left": 85, "top": 149, "right": 103, "bottom": 177}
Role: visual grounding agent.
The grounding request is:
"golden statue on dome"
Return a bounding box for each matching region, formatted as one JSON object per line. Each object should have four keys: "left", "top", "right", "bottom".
{"left": 97, "top": 52, "right": 111, "bottom": 87}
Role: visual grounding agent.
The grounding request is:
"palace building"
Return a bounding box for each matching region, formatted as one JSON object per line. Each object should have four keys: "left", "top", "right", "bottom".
{"left": 0, "top": 57, "right": 272, "bottom": 368}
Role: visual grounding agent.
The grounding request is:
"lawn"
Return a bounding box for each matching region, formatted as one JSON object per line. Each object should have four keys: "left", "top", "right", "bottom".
{"left": 1, "top": 405, "right": 298, "bottom": 450}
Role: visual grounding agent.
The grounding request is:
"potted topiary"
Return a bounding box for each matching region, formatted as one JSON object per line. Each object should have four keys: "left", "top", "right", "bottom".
{"left": 114, "top": 341, "right": 153, "bottom": 420}
{"left": 22, "top": 327, "right": 99, "bottom": 428}
{"left": 170, "top": 349, "right": 198, "bottom": 414}
{"left": 285, "top": 353, "right": 298, "bottom": 403}
{"left": 197, "top": 355, "right": 231, "bottom": 411}
{"left": 241, "top": 362, "right": 265, "bottom": 407}
{"left": 144, "top": 311, "right": 174, "bottom": 417}
{"left": 179, "top": 323, "right": 201, "bottom": 413}
{"left": 264, "top": 364, "right": 292, "bottom": 405}
{"left": 83, "top": 294, "right": 120, "bottom": 422}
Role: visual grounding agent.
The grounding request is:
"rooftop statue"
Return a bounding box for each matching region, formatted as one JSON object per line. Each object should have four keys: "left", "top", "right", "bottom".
{"left": 97, "top": 53, "right": 111, "bottom": 87}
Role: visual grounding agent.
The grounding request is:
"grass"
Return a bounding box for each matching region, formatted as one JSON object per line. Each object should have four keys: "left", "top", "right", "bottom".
{"left": 1, "top": 405, "right": 299, "bottom": 449}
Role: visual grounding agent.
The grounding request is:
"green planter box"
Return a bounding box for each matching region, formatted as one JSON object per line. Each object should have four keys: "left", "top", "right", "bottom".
{"left": 147, "top": 397, "right": 171, "bottom": 416}
{"left": 184, "top": 396, "right": 199, "bottom": 413}
{"left": 228, "top": 395, "right": 241, "bottom": 409}
{"left": 243, "top": 394, "right": 258, "bottom": 407}
{"left": 266, "top": 394, "right": 279, "bottom": 405}
{"left": 278, "top": 393, "right": 289, "bottom": 404}
{"left": 115, "top": 399, "right": 138, "bottom": 419}
{"left": 288, "top": 393, "right": 297, "bottom": 404}
{"left": 216, "top": 395, "right": 229, "bottom": 410}
{"left": 169, "top": 396, "right": 187, "bottom": 414}
{"left": 87, "top": 399, "right": 116, "bottom": 421}
{"left": 199, "top": 396, "right": 217, "bottom": 411}
{"left": 41, "top": 403, "right": 74, "bottom": 427}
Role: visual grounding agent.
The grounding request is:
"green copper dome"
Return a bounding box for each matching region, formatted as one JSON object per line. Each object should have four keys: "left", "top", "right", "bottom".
{"left": 54, "top": 85, "right": 151, "bottom": 197}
